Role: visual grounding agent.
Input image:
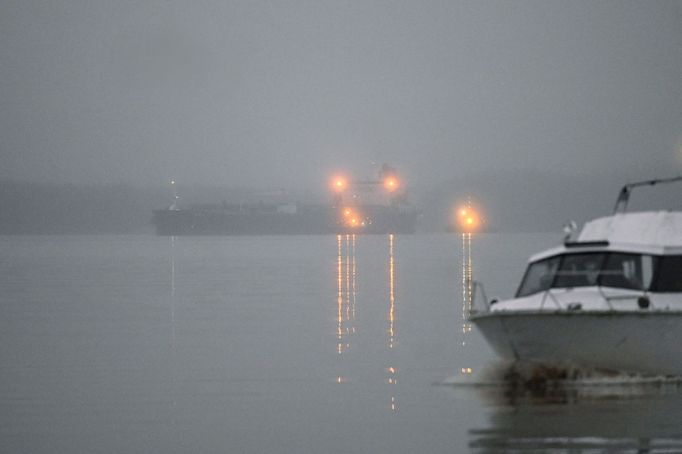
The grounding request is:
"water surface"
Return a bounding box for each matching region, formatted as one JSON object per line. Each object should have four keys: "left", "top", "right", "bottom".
{"left": 1, "top": 233, "right": 680, "bottom": 453}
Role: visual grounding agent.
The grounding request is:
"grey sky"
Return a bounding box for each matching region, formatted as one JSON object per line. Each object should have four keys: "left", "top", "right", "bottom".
{"left": 1, "top": 1, "right": 681, "bottom": 191}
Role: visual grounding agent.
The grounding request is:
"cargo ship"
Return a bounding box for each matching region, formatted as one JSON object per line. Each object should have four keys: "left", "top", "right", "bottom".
{"left": 152, "top": 164, "right": 418, "bottom": 235}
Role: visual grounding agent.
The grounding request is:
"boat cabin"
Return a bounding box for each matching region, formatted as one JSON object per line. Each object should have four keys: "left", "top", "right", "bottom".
{"left": 472, "top": 180, "right": 682, "bottom": 375}
{"left": 493, "top": 211, "right": 682, "bottom": 312}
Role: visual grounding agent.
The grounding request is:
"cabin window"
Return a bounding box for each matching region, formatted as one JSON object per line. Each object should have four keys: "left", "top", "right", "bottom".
{"left": 599, "top": 253, "right": 654, "bottom": 290}
{"left": 651, "top": 256, "right": 682, "bottom": 292}
{"left": 516, "top": 256, "right": 561, "bottom": 297}
{"left": 553, "top": 253, "right": 606, "bottom": 289}
{"left": 516, "top": 252, "right": 678, "bottom": 297}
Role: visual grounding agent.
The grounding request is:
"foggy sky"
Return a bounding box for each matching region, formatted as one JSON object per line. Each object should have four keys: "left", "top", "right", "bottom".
{"left": 1, "top": 1, "right": 681, "bottom": 191}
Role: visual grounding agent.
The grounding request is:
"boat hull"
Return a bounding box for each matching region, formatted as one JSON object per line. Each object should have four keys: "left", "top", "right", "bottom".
{"left": 152, "top": 205, "right": 418, "bottom": 235}
{"left": 471, "top": 311, "right": 682, "bottom": 376}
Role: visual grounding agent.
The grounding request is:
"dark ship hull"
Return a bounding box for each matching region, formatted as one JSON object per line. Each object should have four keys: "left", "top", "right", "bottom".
{"left": 152, "top": 204, "right": 417, "bottom": 235}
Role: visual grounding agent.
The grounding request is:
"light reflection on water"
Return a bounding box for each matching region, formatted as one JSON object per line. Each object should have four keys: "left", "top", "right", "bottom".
{"left": 387, "top": 234, "right": 397, "bottom": 411}
{"left": 335, "top": 234, "right": 400, "bottom": 412}
{"left": 461, "top": 232, "right": 473, "bottom": 342}
{"left": 336, "top": 234, "right": 356, "bottom": 374}
{"left": 460, "top": 232, "right": 475, "bottom": 379}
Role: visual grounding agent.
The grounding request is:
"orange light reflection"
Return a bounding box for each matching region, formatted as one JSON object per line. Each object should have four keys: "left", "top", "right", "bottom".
{"left": 387, "top": 233, "right": 398, "bottom": 412}
{"left": 336, "top": 234, "right": 357, "bottom": 374}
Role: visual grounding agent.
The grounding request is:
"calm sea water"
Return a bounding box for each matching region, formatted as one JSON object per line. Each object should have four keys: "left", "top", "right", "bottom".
{"left": 2, "top": 233, "right": 682, "bottom": 453}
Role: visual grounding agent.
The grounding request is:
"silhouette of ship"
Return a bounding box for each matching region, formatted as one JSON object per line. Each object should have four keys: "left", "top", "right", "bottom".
{"left": 152, "top": 164, "right": 418, "bottom": 235}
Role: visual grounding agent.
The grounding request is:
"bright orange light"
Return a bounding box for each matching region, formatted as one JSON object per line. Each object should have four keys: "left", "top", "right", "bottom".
{"left": 331, "top": 175, "right": 347, "bottom": 192}
{"left": 340, "top": 206, "right": 364, "bottom": 228}
{"left": 457, "top": 205, "right": 481, "bottom": 233}
{"left": 384, "top": 176, "right": 399, "bottom": 191}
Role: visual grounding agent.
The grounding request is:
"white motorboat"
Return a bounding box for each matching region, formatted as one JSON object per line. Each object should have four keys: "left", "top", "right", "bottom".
{"left": 471, "top": 177, "right": 682, "bottom": 376}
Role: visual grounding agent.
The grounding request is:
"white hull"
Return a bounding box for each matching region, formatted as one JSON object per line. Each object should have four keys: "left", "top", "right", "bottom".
{"left": 472, "top": 311, "right": 682, "bottom": 376}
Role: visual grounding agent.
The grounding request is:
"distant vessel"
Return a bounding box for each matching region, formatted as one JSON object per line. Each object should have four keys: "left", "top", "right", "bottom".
{"left": 471, "top": 176, "right": 682, "bottom": 376}
{"left": 152, "top": 164, "right": 418, "bottom": 235}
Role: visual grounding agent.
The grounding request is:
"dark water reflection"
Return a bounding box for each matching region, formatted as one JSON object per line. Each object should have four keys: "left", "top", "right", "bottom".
{"left": 467, "top": 371, "right": 682, "bottom": 453}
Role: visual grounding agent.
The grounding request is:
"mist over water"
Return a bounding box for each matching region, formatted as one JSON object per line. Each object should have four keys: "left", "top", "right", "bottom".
{"left": 1, "top": 2, "right": 681, "bottom": 234}
{"left": 2, "top": 2, "right": 682, "bottom": 452}
{"left": 2, "top": 232, "right": 681, "bottom": 453}
{"left": 1, "top": 1, "right": 681, "bottom": 192}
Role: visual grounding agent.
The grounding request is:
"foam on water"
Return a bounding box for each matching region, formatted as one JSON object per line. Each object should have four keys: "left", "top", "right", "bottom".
{"left": 440, "top": 360, "right": 682, "bottom": 389}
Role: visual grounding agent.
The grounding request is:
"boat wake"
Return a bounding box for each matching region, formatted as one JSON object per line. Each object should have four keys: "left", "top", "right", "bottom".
{"left": 441, "top": 361, "right": 682, "bottom": 393}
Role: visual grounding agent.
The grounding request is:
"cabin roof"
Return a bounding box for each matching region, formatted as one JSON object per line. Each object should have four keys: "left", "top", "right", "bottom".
{"left": 578, "top": 211, "right": 682, "bottom": 247}
{"left": 527, "top": 211, "right": 682, "bottom": 262}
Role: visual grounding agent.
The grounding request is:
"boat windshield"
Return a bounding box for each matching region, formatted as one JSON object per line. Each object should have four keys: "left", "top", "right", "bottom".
{"left": 516, "top": 256, "right": 561, "bottom": 297}
{"left": 553, "top": 253, "right": 606, "bottom": 289}
{"left": 516, "top": 252, "right": 663, "bottom": 297}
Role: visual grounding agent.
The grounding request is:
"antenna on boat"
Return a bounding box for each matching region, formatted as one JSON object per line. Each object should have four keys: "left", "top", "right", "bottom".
{"left": 613, "top": 175, "right": 682, "bottom": 214}
{"left": 169, "top": 179, "right": 180, "bottom": 211}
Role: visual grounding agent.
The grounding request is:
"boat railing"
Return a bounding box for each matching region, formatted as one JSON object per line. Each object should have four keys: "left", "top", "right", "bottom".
{"left": 538, "top": 286, "right": 652, "bottom": 312}
{"left": 470, "top": 280, "right": 491, "bottom": 313}
{"left": 613, "top": 175, "right": 682, "bottom": 213}
{"left": 472, "top": 282, "right": 653, "bottom": 314}
{"left": 599, "top": 287, "right": 652, "bottom": 310}
{"left": 539, "top": 289, "right": 562, "bottom": 310}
